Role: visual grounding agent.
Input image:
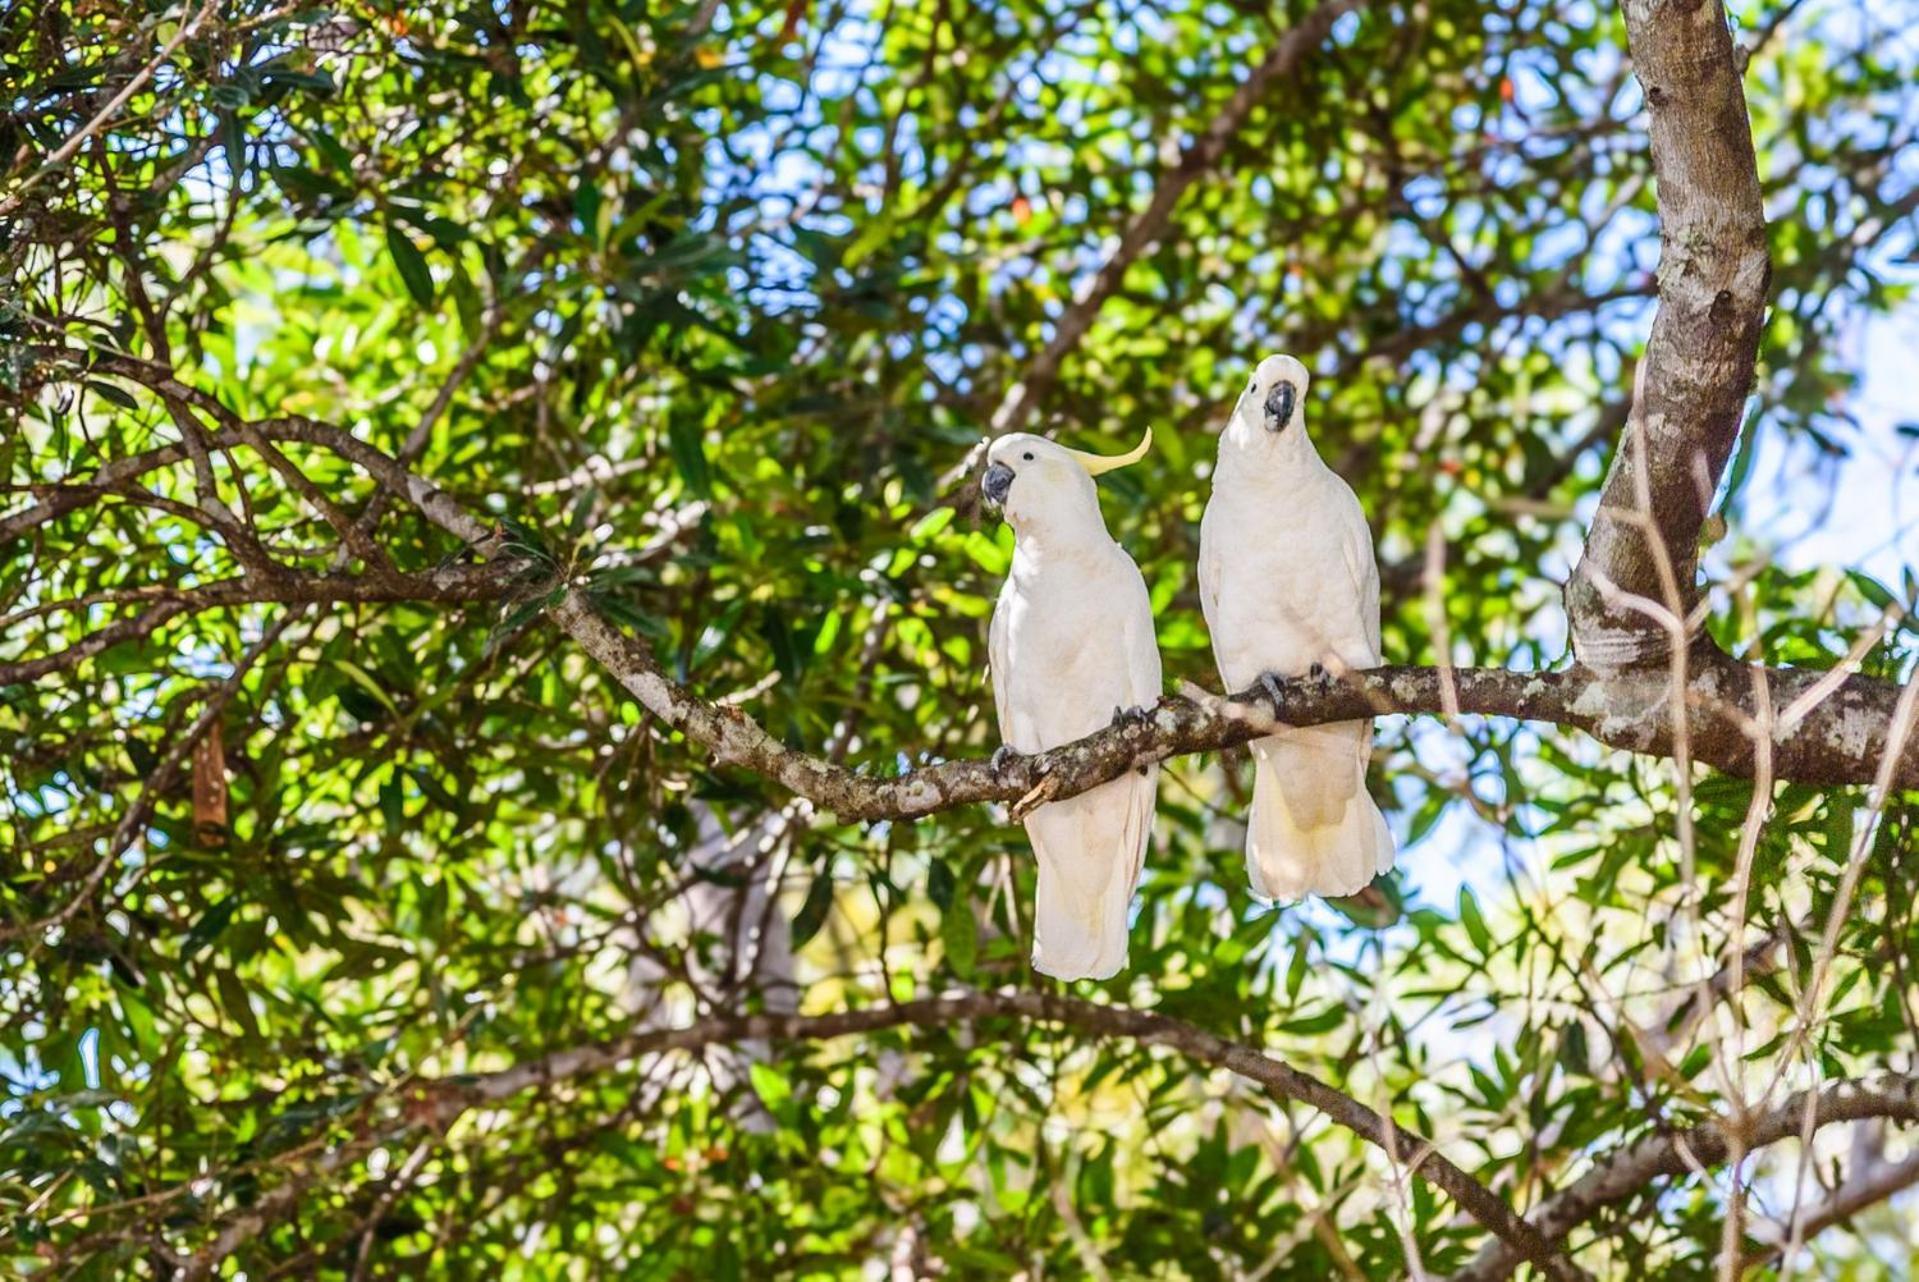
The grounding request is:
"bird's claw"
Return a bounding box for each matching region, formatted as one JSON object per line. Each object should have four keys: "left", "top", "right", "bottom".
{"left": 990, "top": 745, "right": 1018, "bottom": 775}
{"left": 1308, "top": 662, "right": 1327, "bottom": 681}
{"left": 1259, "top": 672, "right": 1286, "bottom": 710}
{"left": 1110, "top": 703, "right": 1153, "bottom": 729}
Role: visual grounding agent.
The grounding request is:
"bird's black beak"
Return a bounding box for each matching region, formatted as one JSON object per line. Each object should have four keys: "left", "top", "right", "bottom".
{"left": 982, "top": 461, "right": 1015, "bottom": 506}
{"left": 1264, "top": 381, "right": 1297, "bottom": 433}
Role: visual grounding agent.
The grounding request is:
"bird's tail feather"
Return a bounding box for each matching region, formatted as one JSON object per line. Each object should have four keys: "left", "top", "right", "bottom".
{"left": 1246, "top": 735, "right": 1393, "bottom": 902}
{"left": 1026, "top": 768, "right": 1154, "bottom": 980}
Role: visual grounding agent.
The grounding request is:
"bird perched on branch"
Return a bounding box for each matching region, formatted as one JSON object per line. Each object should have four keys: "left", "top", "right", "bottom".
{"left": 1199, "top": 355, "right": 1394, "bottom": 901}
{"left": 984, "top": 428, "right": 1161, "bottom": 980}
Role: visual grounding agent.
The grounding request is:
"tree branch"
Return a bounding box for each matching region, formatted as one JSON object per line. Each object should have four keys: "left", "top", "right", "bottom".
{"left": 942, "top": 0, "right": 1367, "bottom": 493}
{"left": 177, "top": 990, "right": 1585, "bottom": 1280}
{"left": 559, "top": 587, "right": 1919, "bottom": 817}
{"left": 1563, "top": 0, "right": 1770, "bottom": 666}
{"left": 14, "top": 370, "right": 1917, "bottom": 813}
{"left": 0, "top": 566, "right": 510, "bottom": 686}
{"left": 0, "top": 0, "right": 224, "bottom": 221}
{"left": 1449, "top": 1075, "right": 1919, "bottom": 1281}
{"left": 1741, "top": 1150, "right": 1919, "bottom": 1271}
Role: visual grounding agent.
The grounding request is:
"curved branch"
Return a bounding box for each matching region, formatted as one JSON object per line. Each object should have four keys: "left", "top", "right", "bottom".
{"left": 1742, "top": 1150, "right": 1919, "bottom": 1271}
{"left": 1450, "top": 1075, "right": 1919, "bottom": 1281}
{"left": 177, "top": 990, "right": 1585, "bottom": 1281}
{"left": 560, "top": 587, "right": 1919, "bottom": 817}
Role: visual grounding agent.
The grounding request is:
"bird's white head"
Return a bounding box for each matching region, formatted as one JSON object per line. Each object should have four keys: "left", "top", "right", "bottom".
{"left": 980, "top": 428, "right": 1152, "bottom": 544}
{"left": 1223, "top": 353, "right": 1314, "bottom": 464}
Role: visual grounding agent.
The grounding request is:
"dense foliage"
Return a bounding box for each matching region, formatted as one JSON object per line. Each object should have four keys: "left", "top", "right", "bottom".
{"left": 4, "top": 0, "right": 1919, "bottom": 1276}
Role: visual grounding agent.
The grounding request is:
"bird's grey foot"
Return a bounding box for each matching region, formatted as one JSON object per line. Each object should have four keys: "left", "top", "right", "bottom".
{"left": 1110, "top": 703, "right": 1153, "bottom": 729}
{"left": 990, "top": 745, "right": 1018, "bottom": 774}
{"left": 1259, "top": 672, "right": 1286, "bottom": 709}
{"left": 1308, "top": 662, "right": 1328, "bottom": 681}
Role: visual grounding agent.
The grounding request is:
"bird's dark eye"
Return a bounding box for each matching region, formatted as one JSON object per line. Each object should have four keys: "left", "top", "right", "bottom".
{"left": 1022, "top": 451, "right": 1033, "bottom": 461}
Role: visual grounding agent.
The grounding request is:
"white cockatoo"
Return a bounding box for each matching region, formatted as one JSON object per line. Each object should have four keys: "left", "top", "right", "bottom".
{"left": 984, "top": 429, "right": 1162, "bottom": 980}
{"left": 1199, "top": 355, "right": 1394, "bottom": 901}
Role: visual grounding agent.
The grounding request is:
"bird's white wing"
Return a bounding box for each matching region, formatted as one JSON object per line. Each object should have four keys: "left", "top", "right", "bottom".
{"left": 1119, "top": 556, "right": 1164, "bottom": 710}
{"left": 1020, "top": 547, "right": 1161, "bottom": 981}
{"left": 1197, "top": 497, "right": 1226, "bottom": 678}
{"left": 1332, "top": 483, "right": 1382, "bottom": 665}
{"left": 988, "top": 586, "right": 1017, "bottom": 744}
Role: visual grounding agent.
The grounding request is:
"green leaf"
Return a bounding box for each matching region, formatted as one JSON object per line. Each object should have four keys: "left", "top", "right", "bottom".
{"left": 747, "top": 1062, "right": 792, "bottom": 1114}
{"left": 908, "top": 507, "right": 954, "bottom": 543}
{"left": 927, "top": 857, "right": 955, "bottom": 911}
{"left": 1285, "top": 933, "right": 1311, "bottom": 1001}
{"left": 1460, "top": 887, "right": 1493, "bottom": 957}
{"left": 1280, "top": 1004, "right": 1347, "bottom": 1036}
{"left": 1560, "top": 1019, "right": 1590, "bottom": 1076}
{"left": 942, "top": 899, "right": 979, "bottom": 979}
{"left": 666, "top": 417, "right": 712, "bottom": 498}
{"left": 216, "top": 968, "right": 263, "bottom": 1046}
{"left": 182, "top": 899, "right": 237, "bottom": 959}
{"left": 385, "top": 222, "right": 435, "bottom": 307}
{"left": 448, "top": 256, "right": 486, "bottom": 345}
{"left": 790, "top": 868, "right": 834, "bottom": 949}
{"left": 333, "top": 659, "right": 402, "bottom": 719}
{"left": 1828, "top": 796, "right": 1855, "bottom": 861}
{"left": 84, "top": 380, "right": 139, "bottom": 411}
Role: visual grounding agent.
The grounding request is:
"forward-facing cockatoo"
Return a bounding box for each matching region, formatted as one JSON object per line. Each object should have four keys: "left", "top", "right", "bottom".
{"left": 984, "top": 429, "right": 1161, "bottom": 980}
{"left": 1199, "top": 355, "right": 1394, "bottom": 901}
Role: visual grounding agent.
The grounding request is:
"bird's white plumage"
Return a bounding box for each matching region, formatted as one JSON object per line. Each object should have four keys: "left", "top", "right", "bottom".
{"left": 1199, "top": 355, "right": 1395, "bottom": 901}
{"left": 985, "top": 432, "right": 1161, "bottom": 980}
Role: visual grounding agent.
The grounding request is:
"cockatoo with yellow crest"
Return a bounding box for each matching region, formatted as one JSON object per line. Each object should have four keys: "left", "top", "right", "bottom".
{"left": 983, "top": 429, "right": 1161, "bottom": 980}
{"left": 1199, "top": 355, "right": 1394, "bottom": 902}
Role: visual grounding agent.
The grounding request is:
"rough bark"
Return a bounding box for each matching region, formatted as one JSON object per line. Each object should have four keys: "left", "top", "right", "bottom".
{"left": 1563, "top": 0, "right": 1770, "bottom": 667}
{"left": 13, "top": 408, "right": 1917, "bottom": 817}
{"left": 559, "top": 589, "right": 1919, "bottom": 818}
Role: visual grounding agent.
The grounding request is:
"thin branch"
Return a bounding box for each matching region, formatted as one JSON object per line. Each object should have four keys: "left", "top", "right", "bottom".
{"left": 0, "top": 0, "right": 224, "bottom": 220}
{"left": 3, "top": 608, "right": 299, "bottom": 947}
{"left": 1743, "top": 1151, "right": 1919, "bottom": 1273}
{"left": 0, "top": 565, "right": 510, "bottom": 686}
{"left": 1448, "top": 1076, "right": 1919, "bottom": 1282}
{"left": 943, "top": 0, "right": 1367, "bottom": 487}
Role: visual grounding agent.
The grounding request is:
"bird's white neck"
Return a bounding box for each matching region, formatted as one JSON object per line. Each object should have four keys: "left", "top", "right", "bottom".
{"left": 1005, "top": 494, "right": 1117, "bottom": 563}
{"left": 1215, "top": 403, "right": 1325, "bottom": 490}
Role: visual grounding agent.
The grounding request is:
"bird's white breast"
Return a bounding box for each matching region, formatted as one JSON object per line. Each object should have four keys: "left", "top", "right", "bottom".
{"left": 1205, "top": 469, "right": 1363, "bottom": 691}
{"left": 995, "top": 544, "right": 1147, "bottom": 752}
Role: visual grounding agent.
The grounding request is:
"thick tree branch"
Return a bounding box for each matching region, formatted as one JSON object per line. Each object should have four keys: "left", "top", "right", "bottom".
{"left": 16, "top": 380, "right": 1918, "bottom": 812}
{"left": 561, "top": 588, "right": 1919, "bottom": 817}
{"left": 1564, "top": 0, "right": 1769, "bottom": 666}
{"left": 16, "top": 363, "right": 1919, "bottom": 812}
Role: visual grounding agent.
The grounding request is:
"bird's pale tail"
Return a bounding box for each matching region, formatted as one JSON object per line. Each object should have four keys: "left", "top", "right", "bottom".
{"left": 1245, "top": 733, "right": 1393, "bottom": 903}
{"left": 1025, "top": 769, "right": 1154, "bottom": 980}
